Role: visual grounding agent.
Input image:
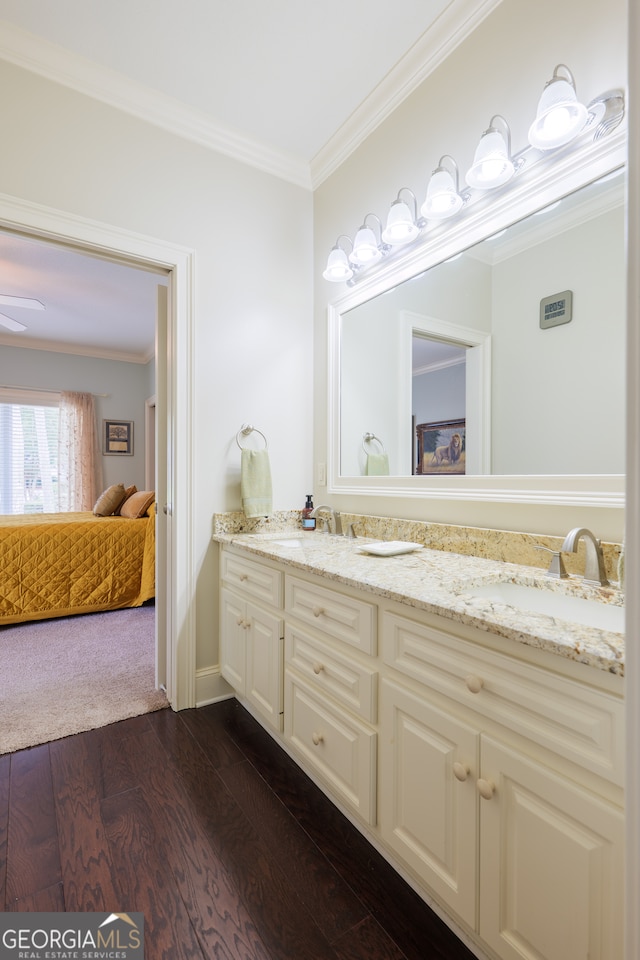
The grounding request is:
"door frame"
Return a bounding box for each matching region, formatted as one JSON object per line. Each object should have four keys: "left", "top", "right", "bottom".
{"left": 144, "top": 394, "right": 156, "bottom": 492}
{"left": 0, "top": 191, "right": 197, "bottom": 711}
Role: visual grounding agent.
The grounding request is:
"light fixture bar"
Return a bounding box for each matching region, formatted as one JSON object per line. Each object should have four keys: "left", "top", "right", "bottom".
{"left": 323, "top": 66, "right": 625, "bottom": 285}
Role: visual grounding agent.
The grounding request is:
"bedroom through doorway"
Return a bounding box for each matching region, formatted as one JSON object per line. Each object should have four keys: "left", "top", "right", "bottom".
{"left": 0, "top": 225, "right": 171, "bottom": 748}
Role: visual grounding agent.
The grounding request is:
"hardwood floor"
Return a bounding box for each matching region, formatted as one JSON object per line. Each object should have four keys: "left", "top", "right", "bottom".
{"left": 0, "top": 699, "right": 477, "bottom": 960}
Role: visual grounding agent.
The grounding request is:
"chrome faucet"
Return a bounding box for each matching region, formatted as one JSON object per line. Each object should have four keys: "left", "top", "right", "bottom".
{"left": 310, "top": 504, "right": 343, "bottom": 535}
{"left": 561, "top": 527, "right": 610, "bottom": 587}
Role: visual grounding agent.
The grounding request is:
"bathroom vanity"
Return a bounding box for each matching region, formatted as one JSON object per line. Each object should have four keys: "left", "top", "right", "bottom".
{"left": 215, "top": 530, "right": 624, "bottom": 960}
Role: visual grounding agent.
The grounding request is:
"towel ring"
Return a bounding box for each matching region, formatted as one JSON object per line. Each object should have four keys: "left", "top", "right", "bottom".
{"left": 362, "top": 432, "right": 385, "bottom": 455}
{"left": 236, "top": 423, "right": 268, "bottom": 450}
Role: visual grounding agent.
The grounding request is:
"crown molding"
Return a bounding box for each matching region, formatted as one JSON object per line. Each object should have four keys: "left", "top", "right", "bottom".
{"left": 0, "top": 21, "right": 312, "bottom": 190}
{"left": 0, "top": 6, "right": 506, "bottom": 194}
{"left": 0, "top": 331, "right": 153, "bottom": 363}
{"left": 310, "top": 0, "right": 505, "bottom": 188}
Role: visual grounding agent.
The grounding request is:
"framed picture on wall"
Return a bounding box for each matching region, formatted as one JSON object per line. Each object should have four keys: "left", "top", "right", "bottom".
{"left": 103, "top": 419, "right": 134, "bottom": 456}
{"left": 416, "top": 418, "right": 465, "bottom": 475}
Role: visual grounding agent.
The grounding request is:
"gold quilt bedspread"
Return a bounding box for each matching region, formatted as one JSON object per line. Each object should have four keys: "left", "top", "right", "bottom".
{"left": 0, "top": 511, "right": 155, "bottom": 624}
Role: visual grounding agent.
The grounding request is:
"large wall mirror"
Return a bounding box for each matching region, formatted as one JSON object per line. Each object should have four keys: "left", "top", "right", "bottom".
{"left": 328, "top": 133, "right": 626, "bottom": 507}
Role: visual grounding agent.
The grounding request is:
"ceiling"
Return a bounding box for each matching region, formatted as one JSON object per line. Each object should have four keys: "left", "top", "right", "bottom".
{"left": 0, "top": 0, "right": 500, "bottom": 361}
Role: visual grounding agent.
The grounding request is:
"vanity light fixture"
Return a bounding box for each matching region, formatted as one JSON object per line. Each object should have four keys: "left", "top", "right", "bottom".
{"left": 382, "top": 188, "right": 424, "bottom": 246}
{"left": 420, "top": 155, "right": 464, "bottom": 220}
{"left": 466, "top": 115, "right": 516, "bottom": 189}
{"left": 322, "top": 64, "right": 624, "bottom": 284}
{"left": 528, "top": 64, "right": 588, "bottom": 150}
{"left": 323, "top": 235, "right": 355, "bottom": 282}
{"left": 350, "top": 214, "right": 386, "bottom": 266}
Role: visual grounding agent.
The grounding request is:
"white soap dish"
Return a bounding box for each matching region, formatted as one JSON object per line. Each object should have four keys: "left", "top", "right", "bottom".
{"left": 357, "top": 540, "right": 423, "bottom": 557}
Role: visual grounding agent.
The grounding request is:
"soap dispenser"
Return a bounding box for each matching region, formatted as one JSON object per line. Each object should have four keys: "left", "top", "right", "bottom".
{"left": 302, "top": 494, "right": 316, "bottom": 530}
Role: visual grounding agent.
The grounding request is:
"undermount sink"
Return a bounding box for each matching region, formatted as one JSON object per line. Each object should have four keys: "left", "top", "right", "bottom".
{"left": 270, "top": 537, "right": 305, "bottom": 547}
{"left": 464, "top": 581, "right": 624, "bottom": 634}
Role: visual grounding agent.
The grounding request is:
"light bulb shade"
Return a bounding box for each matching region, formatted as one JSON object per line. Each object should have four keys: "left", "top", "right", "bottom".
{"left": 350, "top": 225, "right": 382, "bottom": 265}
{"left": 421, "top": 168, "right": 463, "bottom": 220}
{"left": 465, "top": 129, "right": 515, "bottom": 189}
{"left": 528, "top": 75, "right": 588, "bottom": 150}
{"left": 323, "top": 245, "right": 353, "bottom": 282}
{"left": 381, "top": 200, "right": 420, "bottom": 245}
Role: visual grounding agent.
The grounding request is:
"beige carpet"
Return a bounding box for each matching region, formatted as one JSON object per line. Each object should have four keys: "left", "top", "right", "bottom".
{"left": 0, "top": 604, "right": 169, "bottom": 755}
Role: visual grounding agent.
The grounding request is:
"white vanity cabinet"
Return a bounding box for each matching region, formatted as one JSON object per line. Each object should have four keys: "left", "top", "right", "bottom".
{"left": 219, "top": 549, "right": 284, "bottom": 731}
{"left": 218, "top": 543, "right": 624, "bottom": 960}
{"left": 283, "top": 574, "right": 378, "bottom": 825}
{"left": 379, "top": 607, "right": 624, "bottom": 960}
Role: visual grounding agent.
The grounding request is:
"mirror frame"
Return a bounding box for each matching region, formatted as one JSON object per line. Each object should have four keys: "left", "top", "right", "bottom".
{"left": 327, "top": 129, "right": 626, "bottom": 508}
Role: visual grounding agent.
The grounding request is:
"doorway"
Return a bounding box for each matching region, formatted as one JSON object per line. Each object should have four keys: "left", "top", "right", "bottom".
{"left": 0, "top": 194, "right": 196, "bottom": 710}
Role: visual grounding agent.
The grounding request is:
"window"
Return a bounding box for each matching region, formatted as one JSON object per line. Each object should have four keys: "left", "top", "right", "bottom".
{"left": 0, "top": 390, "right": 60, "bottom": 515}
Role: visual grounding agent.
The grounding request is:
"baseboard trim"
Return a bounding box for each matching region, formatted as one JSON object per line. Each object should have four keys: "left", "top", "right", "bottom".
{"left": 195, "top": 666, "right": 234, "bottom": 707}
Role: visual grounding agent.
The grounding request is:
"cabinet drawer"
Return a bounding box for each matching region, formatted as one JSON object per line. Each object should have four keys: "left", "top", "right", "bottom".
{"left": 285, "top": 623, "right": 378, "bottom": 722}
{"left": 285, "top": 671, "right": 377, "bottom": 824}
{"left": 383, "top": 610, "right": 624, "bottom": 786}
{"left": 285, "top": 576, "right": 376, "bottom": 654}
{"left": 221, "top": 550, "right": 283, "bottom": 606}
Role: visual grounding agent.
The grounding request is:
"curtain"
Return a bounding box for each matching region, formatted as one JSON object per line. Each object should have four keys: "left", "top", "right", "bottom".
{"left": 57, "top": 391, "right": 103, "bottom": 512}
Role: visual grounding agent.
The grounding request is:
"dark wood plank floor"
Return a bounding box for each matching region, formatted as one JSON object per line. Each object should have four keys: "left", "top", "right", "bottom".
{"left": 0, "top": 699, "right": 478, "bottom": 960}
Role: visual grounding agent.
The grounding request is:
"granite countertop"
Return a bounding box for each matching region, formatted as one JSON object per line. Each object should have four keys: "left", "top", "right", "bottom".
{"left": 214, "top": 530, "right": 625, "bottom": 677}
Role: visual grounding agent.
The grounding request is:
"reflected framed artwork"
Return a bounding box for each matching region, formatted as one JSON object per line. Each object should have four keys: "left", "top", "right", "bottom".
{"left": 103, "top": 419, "right": 134, "bottom": 456}
{"left": 416, "top": 419, "right": 465, "bottom": 475}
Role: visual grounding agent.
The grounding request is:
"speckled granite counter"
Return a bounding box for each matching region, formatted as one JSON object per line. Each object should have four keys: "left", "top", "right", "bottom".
{"left": 213, "top": 530, "right": 625, "bottom": 677}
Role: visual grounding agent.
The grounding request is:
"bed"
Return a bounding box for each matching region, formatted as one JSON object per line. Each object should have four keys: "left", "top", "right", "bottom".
{"left": 0, "top": 509, "right": 155, "bottom": 625}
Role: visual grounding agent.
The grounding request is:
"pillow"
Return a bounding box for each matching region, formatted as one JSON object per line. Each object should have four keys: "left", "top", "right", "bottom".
{"left": 119, "top": 490, "right": 155, "bottom": 519}
{"left": 93, "top": 483, "right": 127, "bottom": 517}
{"left": 117, "top": 484, "right": 138, "bottom": 514}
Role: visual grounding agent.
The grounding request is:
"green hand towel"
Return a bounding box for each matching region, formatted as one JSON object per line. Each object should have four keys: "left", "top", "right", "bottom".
{"left": 366, "top": 453, "right": 389, "bottom": 476}
{"left": 241, "top": 448, "right": 273, "bottom": 518}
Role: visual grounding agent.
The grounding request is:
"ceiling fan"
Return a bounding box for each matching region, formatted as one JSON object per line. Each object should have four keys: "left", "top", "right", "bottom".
{"left": 0, "top": 294, "right": 45, "bottom": 332}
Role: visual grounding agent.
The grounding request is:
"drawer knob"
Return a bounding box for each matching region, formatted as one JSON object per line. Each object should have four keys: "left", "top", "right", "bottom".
{"left": 312, "top": 606, "right": 324, "bottom": 618}
{"left": 477, "top": 778, "right": 495, "bottom": 800}
{"left": 312, "top": 731, "right": 324, "bottom": 746}
{"left": 312, "top": 661, "right": 325, "bottom": 675}
{"left": 239, "top": 573, "right": 248, "bottom": 581}
{"left": 465, "top": 674, "right": 484, "bottom": 694}
{"left": 453, "top": 762, "right": 470, "bottom": 782}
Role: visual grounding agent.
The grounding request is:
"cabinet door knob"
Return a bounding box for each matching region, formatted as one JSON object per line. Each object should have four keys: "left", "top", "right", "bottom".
{"left": 465, "top": 674, "right": 484, "bottom": 694}
{"left": 312, "top": 606, "right": 324, "bottom": 618}
{"left": 312, "top": 732, "right": 324, "bottom": 746}
{"left": 453, "top": 762, "right": 470, "bottom": 782}
{"left": 477, "top": 778, "right": 495, "bottom": 800}
{"left": 236, "top": 616, "right": 244, "bottom": 626}
{"left": 312, "top": 661, "right": 324, "bottom": 675}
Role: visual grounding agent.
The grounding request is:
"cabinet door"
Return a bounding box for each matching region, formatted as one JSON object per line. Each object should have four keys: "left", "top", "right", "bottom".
{"left": 479, "top": 736, "right": 624, "bottom": 960}
{"left": 379, "top": 679, "right": 479, "bottom": 927}
{"left": 245, "top": 601, "right": 284, "bottom": 732}
{"left": 220, "top": 587, "right": 246, "bottom": 694}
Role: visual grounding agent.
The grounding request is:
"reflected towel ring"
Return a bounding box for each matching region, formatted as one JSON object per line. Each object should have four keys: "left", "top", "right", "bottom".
{"left": 362, "top": 432, "right": 385, "bottom": 454}
{"left": 236, "top": 423, "right": 268, "bottom": 450}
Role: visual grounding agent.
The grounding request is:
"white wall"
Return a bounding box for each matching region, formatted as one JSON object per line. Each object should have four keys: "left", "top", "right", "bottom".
{"left": 0, "top": 59, "right": 314, "bottom": 672}
{"left": 0, "top": 344, "right": 152, "bottom": 490}
{"left": 492, "top": 205, "right": 625, "bottom": 475}
{"left": 340, "top": 297, "right": 404, "bottom": 476}
{"left": 313, "top": 0, "right": 626, "bottom": 541}
{"left": 413, "top": 362, "right": 466, "bottom": 426}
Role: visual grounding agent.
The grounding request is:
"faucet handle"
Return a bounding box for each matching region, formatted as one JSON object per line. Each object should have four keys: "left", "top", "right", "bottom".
{"left": 534, "top": 545, "right": 569, "bottom": 579}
